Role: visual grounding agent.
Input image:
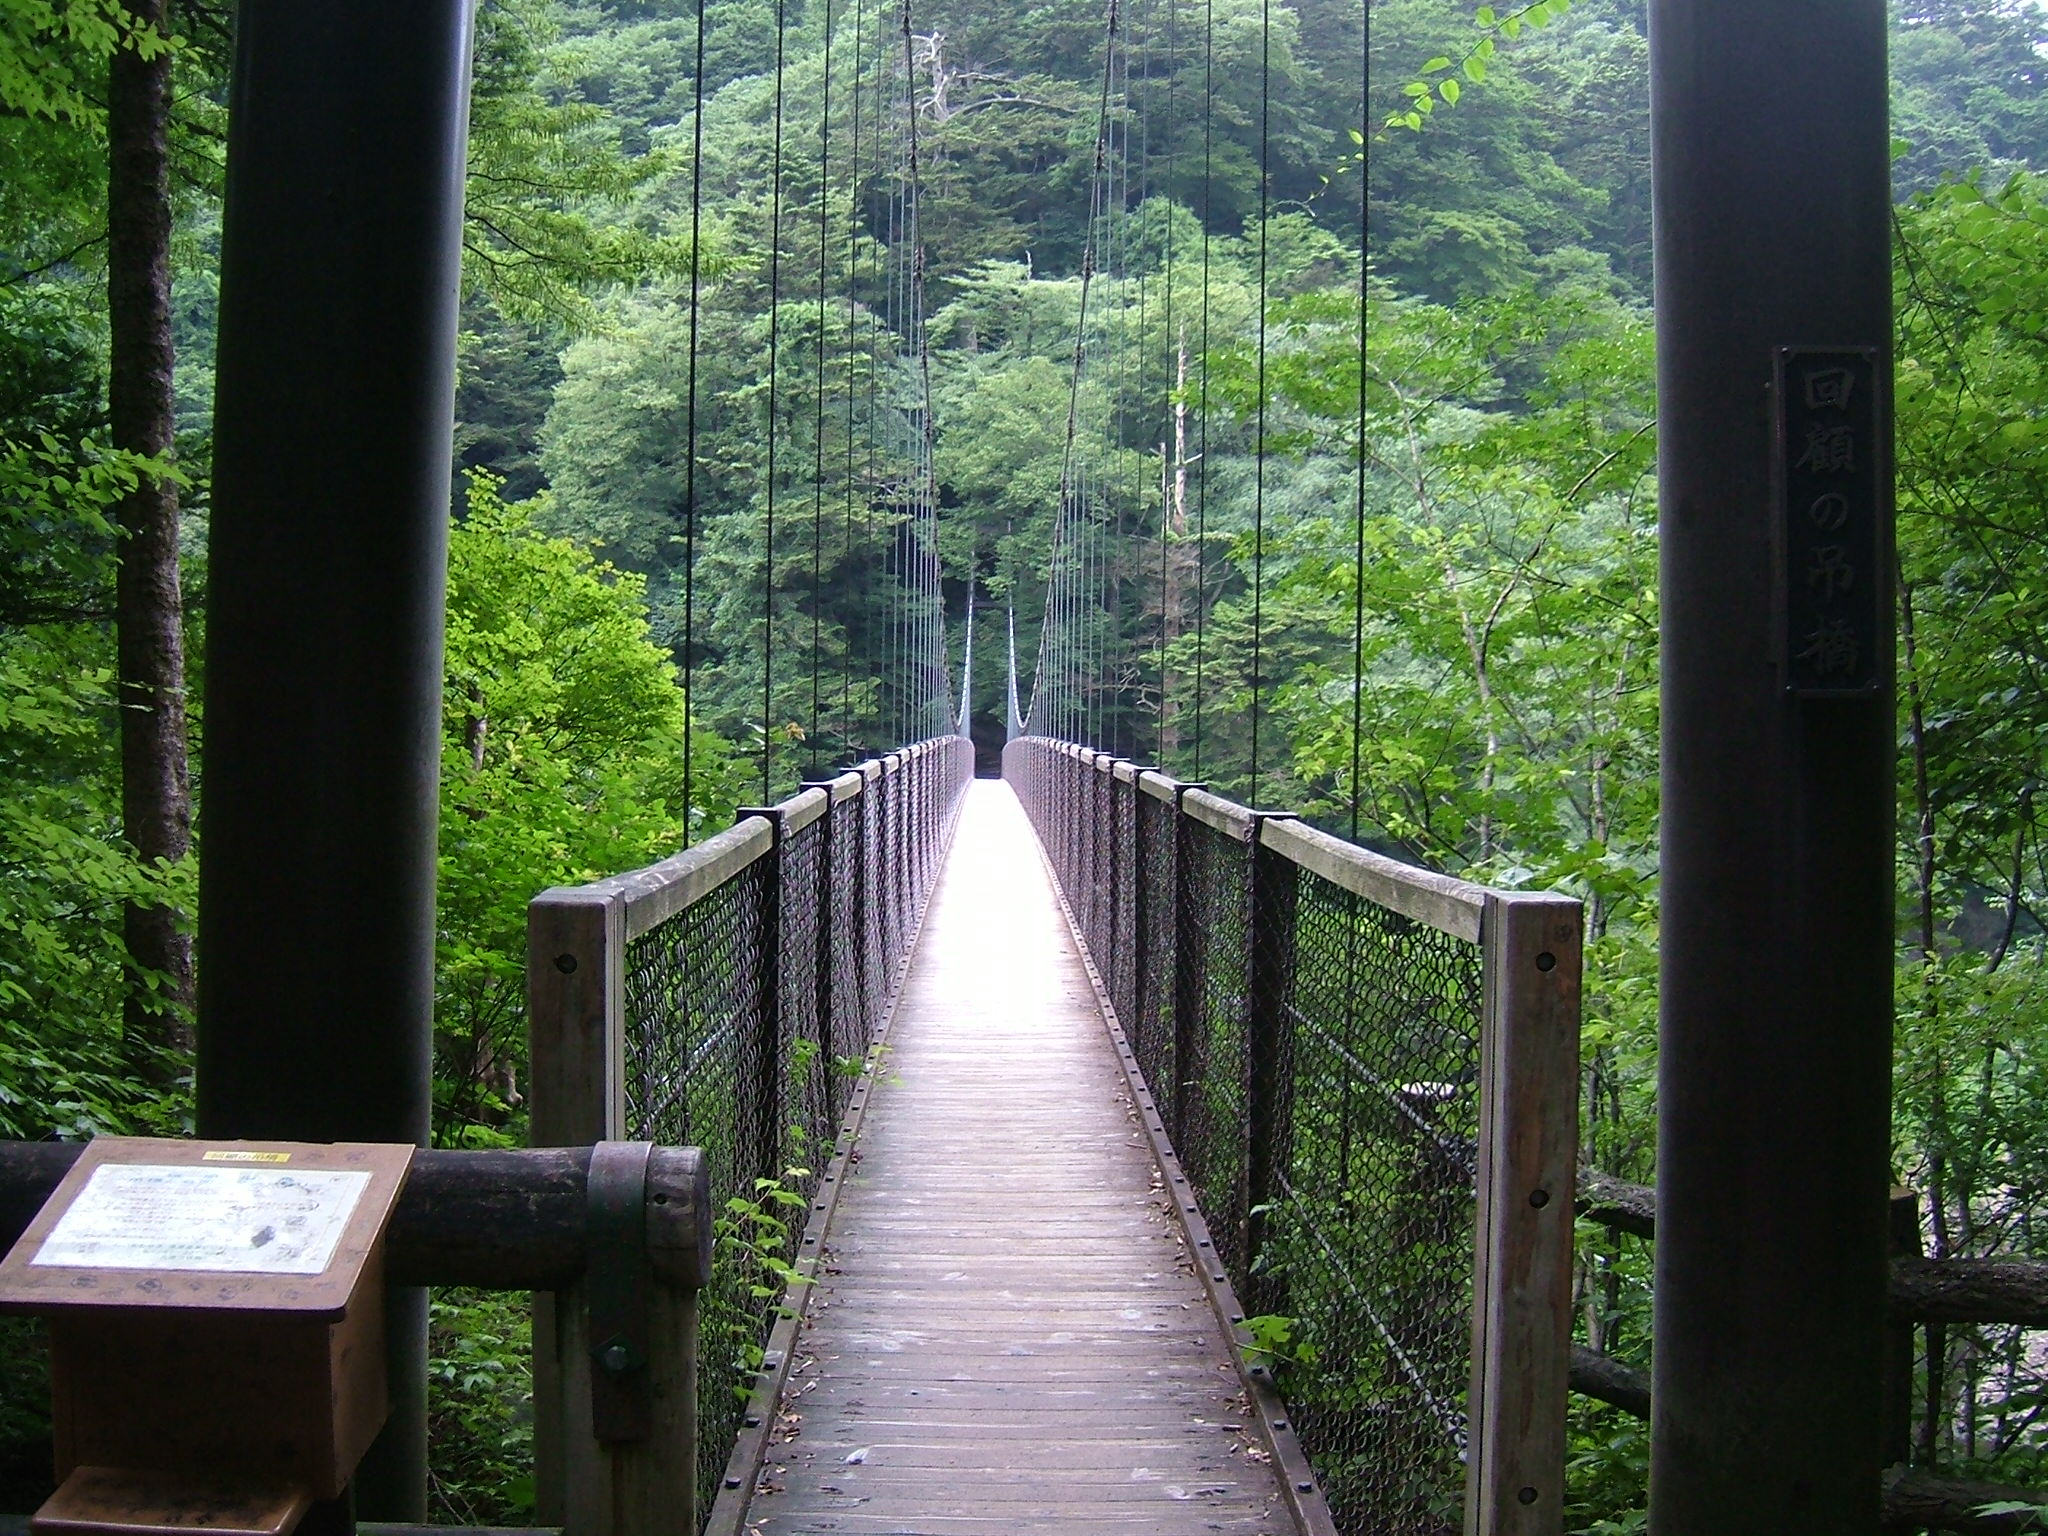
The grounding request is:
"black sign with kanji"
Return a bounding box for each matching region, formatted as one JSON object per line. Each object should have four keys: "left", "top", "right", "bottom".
{"left": 1777, "top": 346, "right": 1883, "bottom": 697}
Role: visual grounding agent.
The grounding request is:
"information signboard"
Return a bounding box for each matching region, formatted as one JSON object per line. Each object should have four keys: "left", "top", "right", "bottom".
{"left": 0, "top": 1138, "right": 410, "bottom": 1318}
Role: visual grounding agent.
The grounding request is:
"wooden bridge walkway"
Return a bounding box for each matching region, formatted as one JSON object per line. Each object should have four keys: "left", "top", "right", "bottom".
{"left": 744, "top": 781, "right": 1290, "bottom": 1534}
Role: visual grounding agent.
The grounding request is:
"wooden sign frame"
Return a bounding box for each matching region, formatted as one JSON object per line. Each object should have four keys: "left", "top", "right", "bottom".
{"left": 0, "top": 1139, "right": 412, "bottom": 1320}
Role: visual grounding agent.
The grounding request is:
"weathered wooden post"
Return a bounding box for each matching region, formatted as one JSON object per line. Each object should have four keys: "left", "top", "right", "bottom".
{"left": 1649, "top": 0, "right": 1895, "bottom": 1526}
{"left": 197, "top": 0, "right": 476, "bottom": 1514}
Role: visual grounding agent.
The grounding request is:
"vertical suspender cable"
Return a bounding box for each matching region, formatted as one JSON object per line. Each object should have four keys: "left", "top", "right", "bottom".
{"left": 812, "top": 0, "right": 835, "bottom": 777}
{"left": 885, "top": 72, "right": 903, "bottom": 747}
{"left": 681, "top": 0, "right": 710, "bottom": 844}
{"left": 1247, "top": 0, "right": 1270, "bottom": 806}
{"left": 865, "top": 14, "right": 884, "bottom": 748}
{"left": 900, "top": 0, "right": 944, "bottom": 740}
{"left": 763, "top": 0, "right": 789, "bottom": 801}
{"left": 1192, "top": 0, "right": 1212, "bottom": 779}
{"left": 1157, "top": 0, "right": 1177, "bottom": 766}
{"left": 842, "top": 0, "right": 865, "bottom": 752}
{"left": 1350, "top": 0, "right": 1369, "bottom": 844}
{"left": 1022, "top": 0, "right": 1122, "bottom": 744}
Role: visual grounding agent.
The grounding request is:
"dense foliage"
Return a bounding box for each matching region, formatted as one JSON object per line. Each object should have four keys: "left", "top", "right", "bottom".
{"left": 8, "top": 0, "right": 2048, "bottom": 1521}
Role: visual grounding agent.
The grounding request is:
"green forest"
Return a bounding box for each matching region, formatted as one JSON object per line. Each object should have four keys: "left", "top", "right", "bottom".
{"left": 8, "top": 0, "right": 2048, "bottom": 1524}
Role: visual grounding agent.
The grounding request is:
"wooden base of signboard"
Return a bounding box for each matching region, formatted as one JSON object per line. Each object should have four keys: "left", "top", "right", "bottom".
{"left": 47, "top": 1252, "right": 387, "bottom": 1498}
{"left": 31, "top": 1466, "right": 311, "bottom": 1536}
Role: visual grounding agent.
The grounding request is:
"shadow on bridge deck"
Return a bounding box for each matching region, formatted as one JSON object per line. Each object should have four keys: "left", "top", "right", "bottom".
{"left": 742, "top": 780, "right": 1290, "bottom": 1534}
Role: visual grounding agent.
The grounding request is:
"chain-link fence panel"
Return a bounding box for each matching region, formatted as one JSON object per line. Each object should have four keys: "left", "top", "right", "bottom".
{"left": 1176, "top": 808, "right": 1253, "bottom": 1281}
{"left": 621, "top": 856, "right": 773, "bottom": 1523}
{"left": 1131, "top": 782, "right": 1177, "bottom": 1137}
{"left": 1268, "top": 864, "right": 1483, "bottom": 1535}
{"left": 540, "top": 736, "right": 975, "bottom": 1532}
{"left": 1109, "top": 771, "right": 1140, "bottom": 1030}
{"left": 823, "top": 788, "right": 870, "bottom": 1127}
{"left": 777, "top": 809, "right": 832, "bottom": 1177}
{"left": 1001, "top": 736, "right": 1575, "bottom": 1536}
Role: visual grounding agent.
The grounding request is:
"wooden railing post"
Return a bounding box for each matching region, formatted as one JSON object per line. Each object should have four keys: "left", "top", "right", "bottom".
{"left": 1467, "top": 891, "right": 1582, "bottom": 1536}
{"left": 529, "top": 888, "right": 702, "bottom": 1535}
{"left": 1242, "top": 814, "right": 1299, "bottom": 1316}
{"left": 528, "top": 886, "right": 624, "bottom": 1525}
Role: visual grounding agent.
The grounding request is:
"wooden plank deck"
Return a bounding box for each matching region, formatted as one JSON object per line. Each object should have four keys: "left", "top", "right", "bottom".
{"left": 745, "top": 780, "right": 1290, "bottom": 1535}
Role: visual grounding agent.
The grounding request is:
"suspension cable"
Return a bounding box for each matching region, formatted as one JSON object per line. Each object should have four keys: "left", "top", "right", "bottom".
{"left": 762, "top": 0, "right": 789, "bottom": 801}
{"left": 1191, "top": 0, "right": 1212, "bottom": 779}
{"left": 1350, "top": 0, "right": 1369, "bottom": 843}
{"left": 681, "top": 0, "right": 710, "bottom": 844}
{"left": 1021, "top": 0, "right": 1122, "bottom": 741}
{"left": 811, "top": 0, "right": 835, "bottom": 778}
{"left": 1248, "top": 0, "right": 1271, "bottom": 806}
{"left": 841, "top": 0, "right": 865, "bottom": 755}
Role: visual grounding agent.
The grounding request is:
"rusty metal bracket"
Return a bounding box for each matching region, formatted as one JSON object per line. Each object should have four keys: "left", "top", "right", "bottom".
{"left": 587, "top": 1138, "right": 655, "bottom": 1443}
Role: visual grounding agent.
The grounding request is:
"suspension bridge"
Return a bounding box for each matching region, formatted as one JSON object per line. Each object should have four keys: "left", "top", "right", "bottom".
{"left": 516, "top": 724, "right": 1578, "bottom": 1536}
{"left": 0, "top": 0, "right": 1976, "bottom": 1529}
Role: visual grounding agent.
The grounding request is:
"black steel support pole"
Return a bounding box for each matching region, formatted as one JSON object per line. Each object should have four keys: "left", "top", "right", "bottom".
{"left": 196, "top": 0, "right": 475, "bottom": 1517}
{"left": 1648, "top": 0, "right": 1893, "bottom": 1529}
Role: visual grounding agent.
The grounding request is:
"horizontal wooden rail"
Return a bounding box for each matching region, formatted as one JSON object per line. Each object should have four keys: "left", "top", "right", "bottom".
{"left": 0, "top": 1140, "right": 710, "bottom": 1292}
{"left": 1259, "top": 814, "right": 1487, "bottom": 942}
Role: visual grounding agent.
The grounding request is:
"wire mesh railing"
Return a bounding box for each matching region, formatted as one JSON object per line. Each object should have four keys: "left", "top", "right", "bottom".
{"left": 1004, "top": 736, "right": 1582, "bottom": 1536}
{"left": 528, "top": 735, "right": 974, "bottom": 1531}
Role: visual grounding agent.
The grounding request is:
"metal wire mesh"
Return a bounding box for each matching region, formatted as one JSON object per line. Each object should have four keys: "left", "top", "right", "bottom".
{"left": 1002, "top": 736, "right": 1491, "bottom": 1534}
{"left": 622, "top": 857, "right": 774, "bottom": 1523}
{"left": 1274, "top": 866, "right": 1483, "bottom": 1534}
{"left": 561, "top": 737, "right": 972, "bottom": 1528}
{"left": 1178, "top": 813, "right": 1253, "bottom": 1279}
{"left": 777, "top": 811, "right": 832, "bottom": 1169}
{"left": 1109, "top": 773, "right": 1140, "bottom": 1029}
{"left": 1131, "top": 786, "right": 1176, "bottom": 1120}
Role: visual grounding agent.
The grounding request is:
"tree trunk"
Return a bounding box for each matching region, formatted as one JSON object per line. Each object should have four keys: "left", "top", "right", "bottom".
{"left": 109, "top": 0, "right": 195, "bottom": 1073}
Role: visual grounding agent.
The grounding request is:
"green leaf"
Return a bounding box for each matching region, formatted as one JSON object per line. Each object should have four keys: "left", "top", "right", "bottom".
{"left": 1440, "top": 78, "right": 1461, "bottom": 105}
{"left": 1422, "top": 55, "right": 1451, "bottom": 73}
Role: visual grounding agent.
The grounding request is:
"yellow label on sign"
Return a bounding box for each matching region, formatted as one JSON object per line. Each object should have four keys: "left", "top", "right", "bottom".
{"left": 200, "top": 1150, "right": 292, "bottom": 1164}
